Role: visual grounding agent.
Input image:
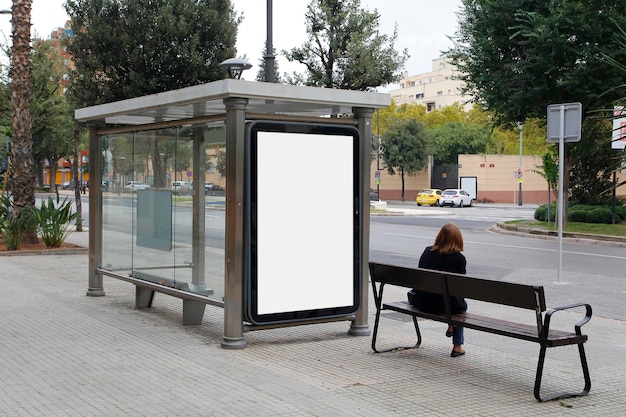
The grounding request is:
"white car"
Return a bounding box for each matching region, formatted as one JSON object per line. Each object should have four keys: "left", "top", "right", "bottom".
{"left": 439, "top": 189, "right": 473, "bottom": 207}
{"left": 123, "top": 181, "right": 150, "bottom": 192}
{"left": 171, "top": 181, "right": 190, "bottom": 194}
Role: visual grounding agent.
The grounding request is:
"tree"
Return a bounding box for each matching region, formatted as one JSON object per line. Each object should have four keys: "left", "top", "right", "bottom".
{"left": 449, "top": 1, "right": 626, "bottom": 123}
{"left": 216, "top": 149, "right": 226, "bottom": 178}
{"left": 256, "top": 43, "right": 282, "bottom": 83}
{"left": 569, "top": 120, "right": 614, "bottom": 205}
{"left": 530, "top": 151, "right": 559, "bottom": 224}
{"left": 447, "top": 0, "right": 626, "bottom": 223}
{"left": 381, "top": 118, "right": 429, "bottom": 201}
{"left": 65, "top": 0, "right": 241, "bottom": 105}
{"left": 283, "top": 0, "right": 408, "bottom": 90}
{"left": 10, "top": 0, "right": 37, "bottom": 243}
{"left": 65, "top": 0, "right": 240, "bottom": 190}
{"left": 31, "top": 40, "right": 73, "bottom": 191}
{"left": 601, "top": 23, "right": 626, "bottom": 194}
{"left": 428, "top": 122, "right": 491, "bottom": 165}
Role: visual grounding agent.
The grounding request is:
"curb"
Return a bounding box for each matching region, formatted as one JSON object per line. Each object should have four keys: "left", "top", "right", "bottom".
{"left": 0, "top": 246, "right": 88, "bottom": 256}
{"left": 489, "top": 223, "right": 626, "bottom": 248}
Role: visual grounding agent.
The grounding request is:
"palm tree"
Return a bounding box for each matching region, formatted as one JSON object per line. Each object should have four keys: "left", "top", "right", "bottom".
{"left": 10, "top": 0, "right": 37, "bottom": 243}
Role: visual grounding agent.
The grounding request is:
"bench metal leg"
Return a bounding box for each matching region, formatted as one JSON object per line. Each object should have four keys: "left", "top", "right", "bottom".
{"left": 135, "top": 286, "right": 155, "bottom": 309}
{"left": 533, "top": 343, "right": 591, "bottom": 402}
{"left": 182, "top": 299, "right": 206, "bottom": 326}
{"left": 372, "top": 309, "right": 422, "bottom": 353}
{"left": 371, "top": 280, "right": 422, "bottom": 353}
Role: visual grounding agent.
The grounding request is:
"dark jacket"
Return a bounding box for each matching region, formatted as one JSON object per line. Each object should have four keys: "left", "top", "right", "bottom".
{"left": 409, "top": 246, "right": 467, "bottom": 314}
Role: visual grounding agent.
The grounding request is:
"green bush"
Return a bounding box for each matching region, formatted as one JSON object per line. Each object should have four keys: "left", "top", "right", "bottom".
{"left": 0, "top": 196, "right": 37, "bottom": 250}
{"left": 567, "top": 205, "right": 588, "bottom": 222}
{"left": 30, "top": 193, "right": 79, "bottom": 248}
{"left": 534, "top": 202, "right": 556, "bottom": 222}
{"left": 534, "top": 202, "right": 623, "bottom": 224}
{"left": 586, "top": 206, "right": 613, "bottom": 223}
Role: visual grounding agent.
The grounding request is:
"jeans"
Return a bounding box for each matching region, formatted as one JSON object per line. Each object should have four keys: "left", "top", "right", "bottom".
{"left": 452, "top": 299, "right": 468, "bottom": 346}
{"left": 452, "top": 326, "right": 464, "bottom": 346}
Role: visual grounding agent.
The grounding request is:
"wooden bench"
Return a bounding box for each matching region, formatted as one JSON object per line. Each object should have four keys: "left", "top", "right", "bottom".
{"left": 369, "top": 262, "right": 592, "bottom": 402}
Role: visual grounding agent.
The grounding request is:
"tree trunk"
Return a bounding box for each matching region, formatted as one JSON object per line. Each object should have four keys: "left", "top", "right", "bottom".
{"left": 72, "top": 125, "right": 83, "bottom": 231}
{"left": 151, "top": 140, "right": 166, "bottom": 188}
{"left": 49, "top": 157, "right": 58, "bottom": 192}
{"left": 10, "top": 0, "right": 37, "bottom": 244}
{"left": 562, "top": 151, "right": 570, "bottom": 229}
{"left": 401, "top": 166, "right": 405, "bottom": 202}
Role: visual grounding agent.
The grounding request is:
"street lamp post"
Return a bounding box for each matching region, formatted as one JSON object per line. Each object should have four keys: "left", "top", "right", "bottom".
{"left": 376, "top": 110, "right": 381, "bottom": 196}
{"left": 264, "top": 0, "right": 275, "bottom": 83}
{"left": 518, "top": 121, "right": 524, "bottom": 206}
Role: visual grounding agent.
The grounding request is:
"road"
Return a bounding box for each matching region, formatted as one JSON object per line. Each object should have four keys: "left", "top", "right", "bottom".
{"left": 59, "top": 194, "right": 624, "bottom": 319}
{"left": 371, "top": 203, "right": 626, "bottom": 320}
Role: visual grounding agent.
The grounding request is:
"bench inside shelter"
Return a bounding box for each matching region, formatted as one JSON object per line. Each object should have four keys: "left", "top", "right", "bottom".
{"left": 131, "top": 270, "right": 214, "bottom": 326}
{"left": 369, "top": 262, "right": 592, "bottom": 402}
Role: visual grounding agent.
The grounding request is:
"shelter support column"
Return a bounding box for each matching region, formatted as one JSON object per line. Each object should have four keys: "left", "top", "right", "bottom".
{"left": 221, "top": 97, "right": 248, "bottom": 349}
{"left": 87, "top": 122, "right": 104, "bottom": 297}
{"left": 350, "top": 107, "right": 374, "bottom": 336}
{"left": 190, "top": 127, "right": 208, "bottom": 294}
{"left": 185, "top": 126, "right": 209, "bottom": 325}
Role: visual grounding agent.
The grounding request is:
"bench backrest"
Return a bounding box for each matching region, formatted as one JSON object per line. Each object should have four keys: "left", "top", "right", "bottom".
{"left": 369, "top": 263, "right": 446, "bottom": 294}
{"left": 446, "top": 273, "right": 546, "bottom": 312}
{"left": 369, "top": 262, "right": 547, "bottom": 313}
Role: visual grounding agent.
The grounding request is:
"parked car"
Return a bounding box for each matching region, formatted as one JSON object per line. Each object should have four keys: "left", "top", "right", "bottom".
{"left": 123, "top": 181, "right": 150, "bottom": 192}
{"left": 171, "top": 181, "right": 190, "bottom": 194}
{"left": 416, "top": 188, "right": 442, "bottom": 206}
{"left": 190, "top": 182, "right": 225, "bottom": 195}
{"left": 205, "top": 183, "right": 225, "bottom": 196}
{"left": 439, "top": 189, "right": 473, "bottom": 207}
{"left": 370, "top": 189, "right": 379, "bottom": 201}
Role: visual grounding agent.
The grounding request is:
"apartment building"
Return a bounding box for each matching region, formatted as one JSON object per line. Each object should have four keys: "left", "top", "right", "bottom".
{"left": 48, "top": 21, "right": 74, "bottom": 93}
{"left": 389, "top": 56, "right": 472, "bottom": 111}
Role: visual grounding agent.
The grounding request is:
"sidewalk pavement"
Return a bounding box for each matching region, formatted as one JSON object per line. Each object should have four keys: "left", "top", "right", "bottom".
{"left": 0, "top": 227, "right": 624, "bottom": 416}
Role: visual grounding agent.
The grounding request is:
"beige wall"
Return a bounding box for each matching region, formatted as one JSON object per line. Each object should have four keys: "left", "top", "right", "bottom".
{"left": 371, "top": 161, "right": 430, "bottom": 201}
{"left": 371, "top": 154, "right": 626, "bottom": 204}
{"left": 458, "top": 154, "right": 547, "bottom": 204}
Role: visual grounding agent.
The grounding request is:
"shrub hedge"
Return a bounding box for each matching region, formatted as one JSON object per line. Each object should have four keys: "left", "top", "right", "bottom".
{"left": 534, "top": 202, "right": 625, "bottom": 224}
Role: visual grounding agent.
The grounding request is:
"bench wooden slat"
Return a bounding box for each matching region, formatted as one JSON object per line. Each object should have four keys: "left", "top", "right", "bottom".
{"left": 382, "top": 301, "right": 449, "bottom": 323}
{"left": 446, "top": 273, "right": 546, "bottom": 311}
{"left": 384, "top": 302, "right": 541, "bottom": 342}
{"left": 371, "top": 263, "right": 445, "bottom": 293}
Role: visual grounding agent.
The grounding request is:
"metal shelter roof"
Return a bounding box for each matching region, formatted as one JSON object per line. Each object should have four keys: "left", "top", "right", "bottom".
{"left": 74, "top": 79, "right": 391, "bottom": 126}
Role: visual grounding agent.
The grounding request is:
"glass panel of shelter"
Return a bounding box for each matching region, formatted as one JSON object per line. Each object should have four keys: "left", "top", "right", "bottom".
{"left": 99, "top": 123, "right": 226, "bottom": 301}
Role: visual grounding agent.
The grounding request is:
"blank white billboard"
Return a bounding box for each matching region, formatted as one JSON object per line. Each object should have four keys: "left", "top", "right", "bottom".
{"left": 246, "top": 122, "right": 361, "bottom": 324}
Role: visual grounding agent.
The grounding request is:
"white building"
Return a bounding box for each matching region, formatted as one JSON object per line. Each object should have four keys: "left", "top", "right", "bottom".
{"left": 390, "top": 56, "right": 472, "bottom": 111}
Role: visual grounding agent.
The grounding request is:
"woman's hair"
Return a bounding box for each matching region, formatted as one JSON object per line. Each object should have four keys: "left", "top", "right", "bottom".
{"left": 431, "top": 223, "right": 464, "bottom": 254}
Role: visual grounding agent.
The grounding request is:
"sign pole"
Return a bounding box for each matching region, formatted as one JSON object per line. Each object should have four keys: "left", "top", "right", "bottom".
{"left": 547, "top": 102, "right": 581, "bottom": 284}
{"left": 557, "top": 105, "right": 564, "bottom": 283}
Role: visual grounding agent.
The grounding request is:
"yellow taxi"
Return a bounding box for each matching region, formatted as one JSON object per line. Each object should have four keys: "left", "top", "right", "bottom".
{"left": 416, "top": 189, "right": 443, "bottom": 206}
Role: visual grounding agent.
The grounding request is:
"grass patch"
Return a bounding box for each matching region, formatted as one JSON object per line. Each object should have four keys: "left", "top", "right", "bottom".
{"left": 505, "top": 219, "right": 626, "bottom": 237}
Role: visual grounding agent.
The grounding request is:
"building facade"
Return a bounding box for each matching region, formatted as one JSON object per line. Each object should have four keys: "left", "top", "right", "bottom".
{"left": 389, "top": 56, "right": 472, "bottom": 111}
{"left": 371, "top": 154, "right": 626, "bottom": 204}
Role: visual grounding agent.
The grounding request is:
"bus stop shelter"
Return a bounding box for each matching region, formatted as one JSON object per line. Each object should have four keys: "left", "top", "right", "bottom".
{"left": 75, "top": 79, "right": 389, "bottom": 348}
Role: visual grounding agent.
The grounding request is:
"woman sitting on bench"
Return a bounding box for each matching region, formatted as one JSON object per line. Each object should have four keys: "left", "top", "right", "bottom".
{"left": 408, "top": 223, "right": 468, "bottom": 358}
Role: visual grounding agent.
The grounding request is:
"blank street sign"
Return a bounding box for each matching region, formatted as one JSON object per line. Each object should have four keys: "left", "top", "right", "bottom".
{"left": 547, "top": 102, "right": 582, "bottom": 143}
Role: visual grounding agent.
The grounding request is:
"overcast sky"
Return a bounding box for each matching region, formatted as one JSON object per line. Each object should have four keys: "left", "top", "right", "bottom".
{"left": 0, "top": 0, "right": 462, "bottom": 89}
